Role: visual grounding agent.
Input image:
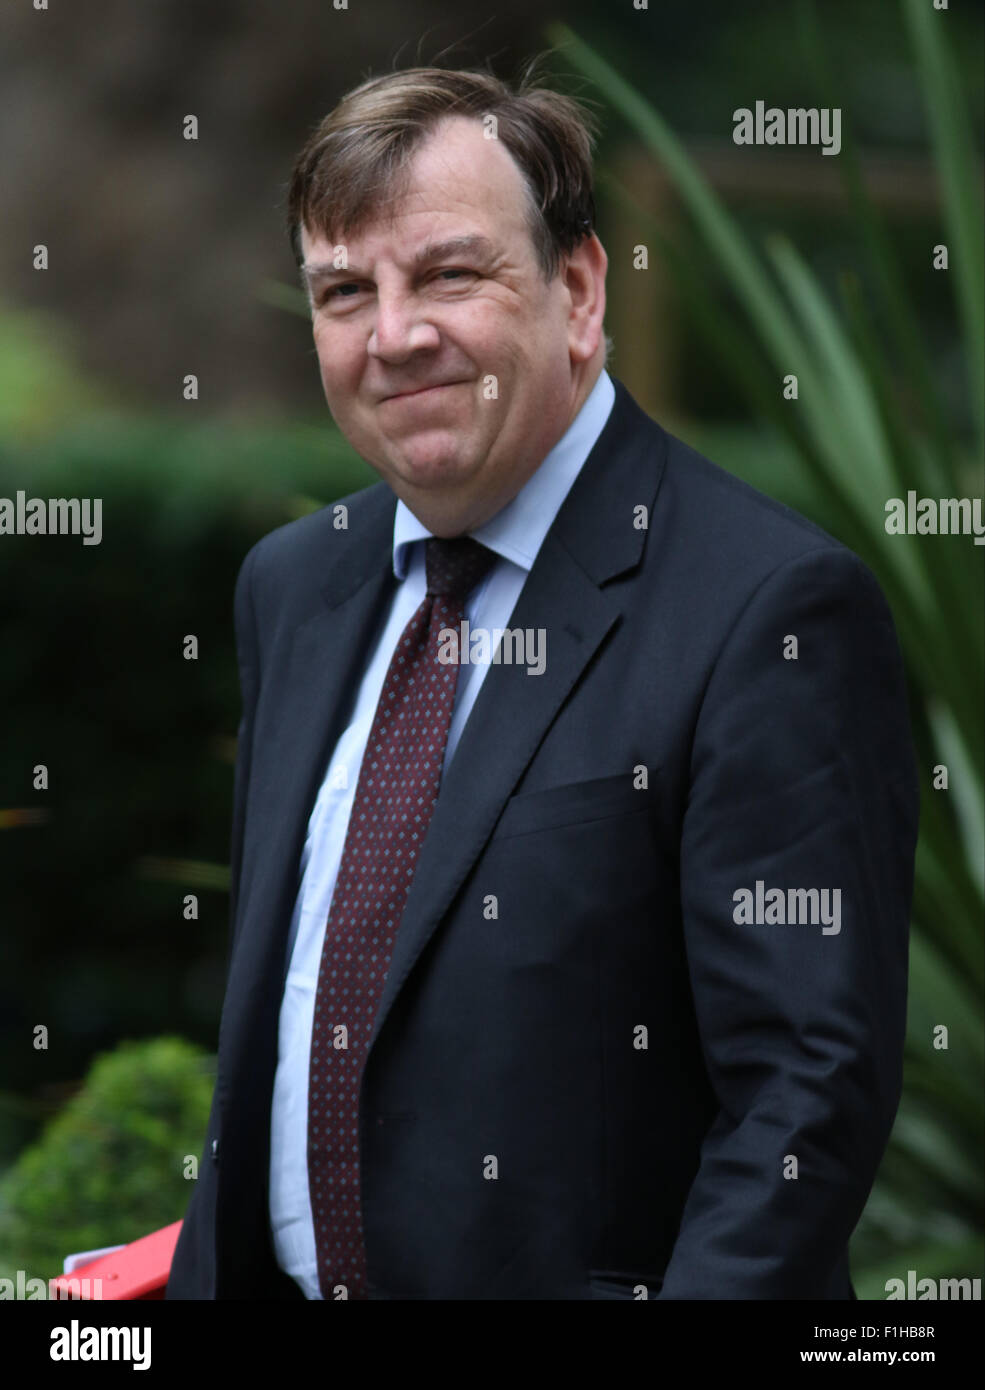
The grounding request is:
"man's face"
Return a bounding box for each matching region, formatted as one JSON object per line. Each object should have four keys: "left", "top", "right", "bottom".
{"left": 300, "top": 115, "right": 605, "bottom": 536}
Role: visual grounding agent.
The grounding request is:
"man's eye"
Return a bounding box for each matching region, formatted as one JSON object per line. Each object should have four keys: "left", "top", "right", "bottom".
{"left": 318, "top": 270, "right": 474, "bottom": 305}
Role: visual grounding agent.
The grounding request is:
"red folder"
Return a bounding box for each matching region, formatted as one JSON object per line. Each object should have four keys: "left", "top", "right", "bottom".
{"left": 49, "top": 1221, "right": 182, "bottom": 1301}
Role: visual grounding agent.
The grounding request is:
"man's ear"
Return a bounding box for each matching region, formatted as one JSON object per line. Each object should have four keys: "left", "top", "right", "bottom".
{"left": 563, "top": 233, "right": 608, "bottom": 365}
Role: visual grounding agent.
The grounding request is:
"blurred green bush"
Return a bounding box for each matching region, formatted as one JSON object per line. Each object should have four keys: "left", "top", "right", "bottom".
{"left": 0, "top": 1037, "right": 213, "bottom": 1281}
{"left": 0, "top": 311, "right": 373, "bottom": 1159}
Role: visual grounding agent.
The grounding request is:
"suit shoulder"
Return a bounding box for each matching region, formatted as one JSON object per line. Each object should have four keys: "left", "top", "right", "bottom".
{"left": 232, "top": 479, "right": 394, "bottom": 642}
{"left": 647, "top": 423, "right": 894, "bottom": 620}
{"left": 610, "top": 380, "right": 841, "bottom": 565}
{"left": 236, "top": 479, "right": 392, "bottom": 602}
{"left": 245, "top": 479, "right": 393, "bottom": 572}
{"left": 661, "top": 427, "right": 842, "bottom": 560}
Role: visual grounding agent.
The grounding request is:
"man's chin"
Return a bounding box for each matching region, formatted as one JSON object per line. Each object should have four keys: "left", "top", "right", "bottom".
{"left": 384, "top": 440, "right": 478, "bottom": 494}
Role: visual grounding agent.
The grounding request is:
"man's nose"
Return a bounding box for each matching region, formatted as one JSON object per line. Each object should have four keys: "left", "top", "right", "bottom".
{"left": 368, "top": 292, "right": 440, "bottom": 361}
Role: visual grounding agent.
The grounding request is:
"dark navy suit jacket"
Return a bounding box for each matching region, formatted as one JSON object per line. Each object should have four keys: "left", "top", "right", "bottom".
{"left": 167, "top": 377, "right": 918, "bottom": 1299}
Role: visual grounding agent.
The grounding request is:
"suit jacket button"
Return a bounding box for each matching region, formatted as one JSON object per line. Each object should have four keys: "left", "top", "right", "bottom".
{"left": 212, "top": 1139, "right": 219, "bottom": 1160}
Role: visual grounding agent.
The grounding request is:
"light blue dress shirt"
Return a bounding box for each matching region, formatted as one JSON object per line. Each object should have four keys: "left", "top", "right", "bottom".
{"left": 268, "top": 368, "right": 616, "bottom": 1298}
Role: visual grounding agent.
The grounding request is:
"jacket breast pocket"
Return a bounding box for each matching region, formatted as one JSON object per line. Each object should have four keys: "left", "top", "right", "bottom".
{"left": 492, "top": 771, "right": 655, "bottom": 841}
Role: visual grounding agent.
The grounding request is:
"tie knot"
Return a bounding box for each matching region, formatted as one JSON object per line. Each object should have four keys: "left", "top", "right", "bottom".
{"left": 425, "top": 535, "right": 496, "bottom": 600}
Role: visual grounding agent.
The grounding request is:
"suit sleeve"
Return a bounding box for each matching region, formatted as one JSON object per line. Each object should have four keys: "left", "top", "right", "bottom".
{"left": 166, "top": 541, "right": 262, "bottom": 1299}
{"left": 657, "top": 545, "right": 919, "bottom": 1299}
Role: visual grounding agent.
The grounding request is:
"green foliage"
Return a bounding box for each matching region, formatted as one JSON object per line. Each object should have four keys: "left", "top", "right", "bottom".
{"left": 0, "top": 304, "right": 372, "bottom": 1273}
{"left": 0, "top": 358, "right": 373, "bottom": 1116}
{"left": 0, "top": 1038, "right": 214, "bottom": 1281}
{"left": 547, "top": 0, "right": 984, "bottom": 1294}
{"left": 0, "top": 301, "right": 112, "bottom": 441}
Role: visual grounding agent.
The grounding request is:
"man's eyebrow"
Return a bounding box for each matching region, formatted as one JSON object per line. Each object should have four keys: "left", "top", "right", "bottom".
{"left": 302, "top": 234, "right": 497, "bottom": 286}
{"left": 410, "top": 234, "right": 497, "bottom": 269}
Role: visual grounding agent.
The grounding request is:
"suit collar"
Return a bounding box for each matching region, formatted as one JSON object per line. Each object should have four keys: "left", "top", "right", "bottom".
{"left": 552, "top": 375, "right": 666, "bottom": 586}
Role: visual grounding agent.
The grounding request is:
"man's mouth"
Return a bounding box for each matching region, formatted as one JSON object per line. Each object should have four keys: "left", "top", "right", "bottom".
{"left": 382, "top": 381, "right": 464, "bottom": 402}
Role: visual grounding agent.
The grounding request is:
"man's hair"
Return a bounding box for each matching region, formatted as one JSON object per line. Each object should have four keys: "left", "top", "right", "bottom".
{"left": 285, "top": 60, "right": 601, "bottom": 282}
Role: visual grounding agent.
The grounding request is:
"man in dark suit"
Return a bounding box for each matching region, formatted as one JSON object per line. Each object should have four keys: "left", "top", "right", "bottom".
{"left": 167, "top": 64, "right": 919, "bottom": 1300}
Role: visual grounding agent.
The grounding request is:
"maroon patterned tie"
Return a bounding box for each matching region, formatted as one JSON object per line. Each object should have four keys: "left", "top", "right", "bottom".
{"left": 307, "top": 535, "right": 496, "bottom": 1300}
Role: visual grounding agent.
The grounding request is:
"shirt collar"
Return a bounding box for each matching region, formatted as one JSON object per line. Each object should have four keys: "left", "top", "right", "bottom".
{"left": 391, "top": 368, "right": 616, "bottom": 579}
